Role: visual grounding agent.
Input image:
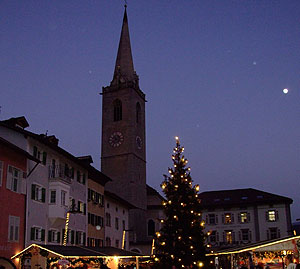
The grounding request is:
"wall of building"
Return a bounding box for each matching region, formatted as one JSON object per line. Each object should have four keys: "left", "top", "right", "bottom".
{"left": 87, "top": 179, "right": 105, "bottom": 246}
{"left": 0, "top": 143, "right": 27, "bottom": 260}
{"left": 104, "top": 197, "right": 129, "bottom": 250}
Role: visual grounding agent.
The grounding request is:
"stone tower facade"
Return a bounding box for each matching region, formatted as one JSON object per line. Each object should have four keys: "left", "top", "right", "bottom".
{"left": 101, "top": 7, "right": 147, "bottom": 242}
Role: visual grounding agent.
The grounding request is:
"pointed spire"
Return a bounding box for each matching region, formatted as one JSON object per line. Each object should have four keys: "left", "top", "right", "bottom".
{"left": 112, "top": 6, "right": 136, "bottom": 85}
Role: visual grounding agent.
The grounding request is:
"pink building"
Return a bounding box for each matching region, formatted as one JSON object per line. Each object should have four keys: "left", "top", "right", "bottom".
{"left": 0, "top": 137, "right": 39, "bottom": 268}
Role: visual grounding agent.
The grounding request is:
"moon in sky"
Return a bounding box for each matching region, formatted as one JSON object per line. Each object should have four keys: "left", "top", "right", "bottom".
{"left": 283, "top": 88, "right": 289, "bottom": 94}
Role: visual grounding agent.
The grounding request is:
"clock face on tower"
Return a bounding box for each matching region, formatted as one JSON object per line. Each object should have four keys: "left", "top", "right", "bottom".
{"left": 109, "top": 132, "right": 124, "bottom": 147}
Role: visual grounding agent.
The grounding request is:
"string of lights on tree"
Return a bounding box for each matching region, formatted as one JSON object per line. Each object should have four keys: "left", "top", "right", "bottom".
{"left": 153, "top": 136, "right": 206, "bottom": 268}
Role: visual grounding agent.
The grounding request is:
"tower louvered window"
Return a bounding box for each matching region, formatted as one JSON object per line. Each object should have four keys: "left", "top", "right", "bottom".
{"left": 113, "top": 99, "right": 122, "bottom": 121}
{"left": 136, "top": 102, "right": 141, "bottom": 123}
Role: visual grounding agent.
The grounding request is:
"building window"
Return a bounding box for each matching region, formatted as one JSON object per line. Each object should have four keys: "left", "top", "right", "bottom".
{"left": 106, "top": 237, "right": 111, "bottom": 247}
{"left": 113, "top": 99, "right": 122, "bottom": 121}
{"left": 239, "top": 212, "right": 249, "bottom": 223}
{"left": 208, "top": 214, "right": 218, "bottom": 225}
{"left": 224, "top": 213, "right": 233, "bottom": 224}
{"left": 48, "top": 230, "right": 60, "bottom": 243}
{"left": 42, "top": 152, "right": 47, "bottom": 165}
{"left": 106, "top": 213, "right": 111, "bottom": 227}
{"left": 50, "top": 190, "right": 56, "bottom": 204}
{"left": 8, "top": 216, "right": 20, "bottom": 242}
{"left": 225, "top": 231, "right": 233, "bottom": 244}
{"left": 0, "top": 161, "right": 3, "bottom": 186}
{"left": 268, "top": 227, "right": 280, "bottom": 240}
{"left": 30, "top": 227, "right": 45, "bottom": 242}
{"left": 75, "top": 231, "right": 85, "bottom": 245}
{"left": 267, "top": 210, "right": 278, "bottom": 222}
{"left": 77, "top": 171, "right": 81, "bottom": 182}
{"left": 31, "top": 184, "right": 46, "bottom": 203}
{"left": 136, "top": 102, "right": 141, "bottom": 123}
{"left": 148, "top": 219, "right": 155, "bottom": 236}
{"left": 7, "top": 166, "right": 21, "bottom": 193}
{"left": 115, "top": 217, "right": 119, "bottom": 230}
{"left": 61, "top": 191, "right": 66, "bottom": 206}
{"left": 241, "top": 229, "right": 250, "bottom": 241}
{"left": 209, "top": 231, "right": 217, "bottom": 243}
{"left": 77, "top": 201, "right": 85, "bottom": 214}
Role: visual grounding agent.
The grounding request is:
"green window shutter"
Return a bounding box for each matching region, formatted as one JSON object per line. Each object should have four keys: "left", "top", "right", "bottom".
{"left": 33, "top": 146, "right": 37, "bottom": 158}
{"left": 6, "top": 166, "right": 13, "bottom": 190}
{"left": 48, "top": 231, "right": 52, "bottom": 242}
{"left": 31, "top": 227, "right": 35, "bottom": 240}
{"left": 77, "top": 171, "right": 80, "bottom": 182}
{"left": 83, "top": 233, "right": 86, "bottom": 246}
{"left": 41, "top": 229, "right": 45, "bottom": 241}
{"left": 62, "top": 229, "right": 65, "bottom": 243}
{"left": 84, "top": 203, "right": 86, "bottom": 215}
{"left": 41, "top": 188, "right": 46, "bottom": 203}
{"left": 57, "top": 232, "right": 61, "bottom": 243}
{"left": 42, "top": 152, "right": 47, "bottom": 165}
{"left": 75, "top": 231, "right": 79, "bottom": 245}
{"left": 71, "top": 168, "right": 74, "bottom": 179}
{"left": 82, "top": 174, "right": 86, "bottom": 185}
{"left": 31, "top": 184, "right": 36, "bottom": 200}
{"left": 71, "top": 230, "right": 74, "bottom": 244}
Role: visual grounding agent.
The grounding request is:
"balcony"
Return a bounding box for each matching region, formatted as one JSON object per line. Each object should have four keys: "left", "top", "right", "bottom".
{"left": 49, "top": 165, "right": 72, "bottom": 184}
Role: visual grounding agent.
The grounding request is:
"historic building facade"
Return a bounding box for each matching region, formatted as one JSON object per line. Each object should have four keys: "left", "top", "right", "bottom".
{"left": 0, "top": 117, "right": 88, "bottom": 247}
{"left": 199, "top": 188, "right": 293, "bottom": 250}
{"left": 0, "top": 136, "right": 39, "bottom": 266}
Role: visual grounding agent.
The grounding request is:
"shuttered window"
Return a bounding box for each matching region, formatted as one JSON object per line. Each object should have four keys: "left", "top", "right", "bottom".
{"left": 8, "top": 216, "right": 20, "bottom": 242}
{"left": 6, "top": 166, "right": 26, "bottom": 194}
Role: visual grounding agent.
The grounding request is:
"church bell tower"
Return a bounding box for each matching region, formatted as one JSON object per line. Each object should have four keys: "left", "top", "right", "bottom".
{"left": 101, "top": 6, "right": 147, "bottom": 242}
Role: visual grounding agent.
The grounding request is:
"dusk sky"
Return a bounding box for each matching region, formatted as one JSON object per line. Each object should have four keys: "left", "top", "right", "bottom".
{"left": 1, "top": 1, "right": 299, "bottom": 220}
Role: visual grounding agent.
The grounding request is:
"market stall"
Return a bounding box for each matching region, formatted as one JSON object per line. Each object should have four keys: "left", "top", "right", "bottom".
{"left": 206, "top": 235, "right": 300, "bottom": 269}
{"left": 11, "top": 244, "right": 151, "bottom": 269}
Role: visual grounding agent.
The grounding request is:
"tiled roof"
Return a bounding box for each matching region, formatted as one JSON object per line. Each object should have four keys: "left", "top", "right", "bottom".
{"left": 199, "top": 188, "right": 292, "bottom": 208}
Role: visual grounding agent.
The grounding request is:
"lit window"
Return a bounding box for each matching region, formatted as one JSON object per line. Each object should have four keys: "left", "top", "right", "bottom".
{"left": 225, "top": 231, "right": 232, "bottom": 244}
{"left": 240, "top": 212, "right": 248, "bottom": 223}
{"left": 267, "top": 210, "right": 277, "bottom": 222}
{"left": 225, "top": 213, "right": 232, "bottom": 224}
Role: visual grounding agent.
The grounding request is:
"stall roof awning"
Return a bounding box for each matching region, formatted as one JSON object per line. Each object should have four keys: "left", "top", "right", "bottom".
{"left": 12, "top": 244, "right": 150, "bottom": 259}
{"left": 206, "top": 235, "right": 300, "bottom": 256}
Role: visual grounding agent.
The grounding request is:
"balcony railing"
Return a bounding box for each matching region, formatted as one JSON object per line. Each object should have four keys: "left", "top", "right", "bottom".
{"left": 49, "top": 165, "right": 72, "bottom": 184}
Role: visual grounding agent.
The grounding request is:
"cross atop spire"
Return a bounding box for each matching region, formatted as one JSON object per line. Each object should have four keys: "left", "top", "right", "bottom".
{"left": 111, "top": 6, "right": 137, "bottom": 86}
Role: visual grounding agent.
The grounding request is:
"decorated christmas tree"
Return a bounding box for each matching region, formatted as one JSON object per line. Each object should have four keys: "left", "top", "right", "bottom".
{"left": 154, "top": 137, "right": 206, "bottom": 268}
